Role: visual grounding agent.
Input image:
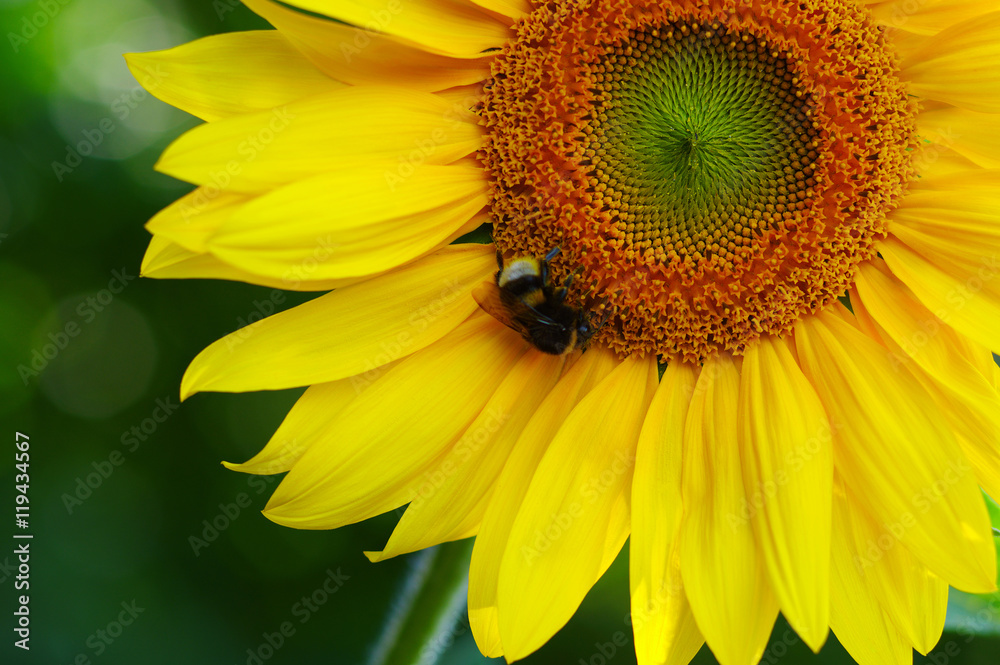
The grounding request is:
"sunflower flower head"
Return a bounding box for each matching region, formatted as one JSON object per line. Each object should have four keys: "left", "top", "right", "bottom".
{"left": 484, "top": 0, "right": 919, "bottom": 362}
{"left": 130, "top": 0, "right": 1000, "bottom": 663}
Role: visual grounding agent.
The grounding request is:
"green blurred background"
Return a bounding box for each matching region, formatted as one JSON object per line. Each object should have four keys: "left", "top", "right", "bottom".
{"left": 1, "top": 0, "right": 999, "bottom": 663}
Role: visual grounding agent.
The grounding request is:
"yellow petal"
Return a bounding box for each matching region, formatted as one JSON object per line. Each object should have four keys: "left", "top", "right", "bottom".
{"left": 903, "top": 11, "right": 1000, "bottom": 113}
{"left": 263, "top": 313, "right": 524, "bottom": 529}
{"left": 680, "top": 354, "right": 780, "bottom": 665}
{"left": 156, "top": 86, "right": 482, "bottom": 192}
{"left": 367, "top": 351, "right": 564, "bottom": 561}
{"left": 467, "top": 0, "right": 529, "bottom": 22}
{"left": 141, "top": 235, "right": 366, "bottom": 291}
{"left": 223, "top": 367, "right": 397, "bottom": 475}
{"left": 280, "top": 0, "right": 509, "bottom": 56}
{"left": 870, "top": 0, "right": 999, "bottom": 36}
{"left": 496, "top": 353, "right": 658, "bottom": 661}
{"left": 124, "top": 31, "right": 343, "bottom": 122}
{"left": 243, "top": 0, "right": 491, "bottom": 91}
{"left": 181, "top": 244, "right": 494, "bottom": 398}
{"left": 884, "top": 27, "right": 933, "bottom": 65}
{"left": 630, "top": 361, "right": 704, "bottom": 665}
{"left": 911, "top": 142, "right": 984, "bottom": 178}
{"left": 917, "top": 105, "right": 1000, "bottom": 169}
{"left": 834, "top": 480, "right": 948, "bottom": 654}
{"left": 829, "top": 485, "right": 914, "bottom": 665}
{"left": 879, "top": 232, "right": 1000, "bottom": 354}
{"left": 852, "top": 263, "right": 1000, "bottom": 503}
{"left": 207, "top": 163, "right": 487, "bottom": 280}
{"left": 145, "top": 187, "right": 251, "bottom": 253}
{"left": 794, "top": 308, "right": 996, "bottom": 593}
{"left": 739, "top": 337, "right": 833, "bottom": 652}
{"left": 892, "top": 169, "right": 1000, "bottom": 235}
{"left": 468, "top": 348, "right": 620, "bottom": 658}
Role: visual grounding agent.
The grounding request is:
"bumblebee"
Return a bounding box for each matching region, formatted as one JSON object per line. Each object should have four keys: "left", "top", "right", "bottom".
{"left": 473, "top": 247, "right": 602, "bottom": 355}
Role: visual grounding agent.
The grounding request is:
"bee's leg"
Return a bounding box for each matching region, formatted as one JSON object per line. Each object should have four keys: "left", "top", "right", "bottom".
{"left": 541, "top": 247, "right": 562, "bottom": 286}
{"left": 494, "top": 250, "right": 504, "bottom": 285}
{"left": 593, "top": 299, "right": 612, "bottom": 331}
{"left": 552, "top": 286, "right": 568, "bottom": 304}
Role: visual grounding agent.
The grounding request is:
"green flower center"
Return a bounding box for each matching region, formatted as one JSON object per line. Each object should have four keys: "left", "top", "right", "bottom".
{"left": 480, "top": 0, "right": 917, "bottom": 362}
{"left": 590, "top": 24, "right": 819, "bottom": 259}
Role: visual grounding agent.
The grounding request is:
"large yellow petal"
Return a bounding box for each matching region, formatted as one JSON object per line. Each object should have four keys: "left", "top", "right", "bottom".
{"left": 367, "top": 350, "right": 564, "bottom": 561}
{"left": 917, "top": 106, "right": 1000, "bottom": 169}
{"left": 891, "top": 170, "right": 1000, "bottom": 234}
{"left": 880, "top": 232, "right": 1000, "bottom": 354}
{"left": 870, "top": 0, "right": 999, "bottom": 36}
{"left": 496, "top": 353, "right": 658, "bottom": 661}
{"left": 468, "top": 348, "right": 620, "bottom": 658}
{"left": 903, "top": 11, "right": 1000, "bottom": 113}
{"left": 680, "top": 354, "right": 780, "bottom": 665}
{"left": 156, "top": 86, "right": 482, "bottom": 192}
{"left": 206, "top": 163, "right": 487, "bottom": 280}
{"left": 467, "top": 0, "right": 528, "bottom": 22}
{"left": 181, "top": 244, "right": 494, "bottom": 398}
{"left": 280, "top": 0, "right": 509, "bottom": 56}
{"left": 140, "top": 235, "right": 365, "bottom": 291}
{"left": 794, "top": 309, "right": 996, "bottom": 593}
{"left": 124, "top": 31, "right": 343, "bottom": 122}
{"left": 145, "top": 187, "right": 250, "bottom": 253}
{"left": 263, "top": 313, "right": 524, "bottom": 529}
{"left": 222, "top": 367, "right": 397, "bottom": 475}
{"left": 630, "top": 361, "right": 704, "bottom": 665}
{"left": 829, "top": 484, "right": 914, "bottom": 665}
{"left": 739, "top": 337, "right": 833, "bottom": 652}
{"left": 834, "top": 480, "right": 948, "bottom": 654}
{"left": 853, "top": 261, "right": 1000, "bottom": 501}
{"left": 243, "top": 0, "right": 491, "bottom": 91}
{"left": 910, "top": 142, "right": 984, "bottom": 178}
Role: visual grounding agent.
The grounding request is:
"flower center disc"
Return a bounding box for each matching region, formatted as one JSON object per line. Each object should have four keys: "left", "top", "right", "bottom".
{"left": 480, "top": 0, "right": 917, "bottom": 362}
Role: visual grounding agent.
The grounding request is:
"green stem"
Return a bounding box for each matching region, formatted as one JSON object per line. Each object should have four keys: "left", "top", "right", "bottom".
{"left": 367, "top": 538, "right": 475, "bottom": 665}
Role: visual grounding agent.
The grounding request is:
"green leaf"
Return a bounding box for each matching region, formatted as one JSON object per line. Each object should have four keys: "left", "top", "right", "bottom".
{"left": 367, "top": 539, "right": 475, "bottom": 665}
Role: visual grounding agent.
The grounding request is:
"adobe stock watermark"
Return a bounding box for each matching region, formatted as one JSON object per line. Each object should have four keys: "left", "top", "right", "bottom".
{"left": 236, "top": 567, "right": 350, "bottom": 665}
{"left": 173, "top": 106, "right": 295, "bottom": 220}
{"left": 349, "top": 276, "right": 467, "bottom": 394}
{"left": 213, "top": 0, "right": 244, "bottom": 20}
{"left": 62, "top": 600, "right": 145, "bottom": 663}
{"left": 61, "top": 396, "right": 179, "bottom": 514}
{"left": 223, "top": 288, "right": 288, "bottom": 352}
{"left": 52, "top": 64, "right": 169, "bottom": 181}
{"left": 520, "top": 448, "right": 636, "bottom": 564}
{"left": 188, "top": 472, "right": 283, "bottom": 556}
{"left": 338, "top": 0, "right": 404, "bottom": 64}
{"left": 728, "top": 419, "right": 841, "bottom": 531}
{"left": 0, "top": 556, "right": 17, "bottom": 586}
{"left": 879, "top": 0, "right": 932, "bottom": 32}
{"left": 577, "top": 629, "right": 632, "bottom": 665}
{"left": 7, "top": 0, "right": 72, "bottom": 53}
{"left": 584, "top": 578, "right": 690, "bottom": 665}
{"left": 384, "top": 94, "right": 480, "bottom": 191}
{"left": 223, "top": 235, "right": 340, "bottom": 352}
{"left": 887, "top": 252, "right": 999, "bottom": 373}
{"left": 924, "top": 597, "right": 1000, "bottom": 665}
{"left": 759, "top": 629, "right": 800, "bottom": 664}
{"left": 407, "top": 406, "right": 509, "bottom": 506}
{"left": 17, "top": 267, "right": 136, "bottom": 384}
{"left": 278, "top": 235, "right": 338, "bottom": 290}
{"left": 853, "top": 456, "right": 972, "bottom": 571}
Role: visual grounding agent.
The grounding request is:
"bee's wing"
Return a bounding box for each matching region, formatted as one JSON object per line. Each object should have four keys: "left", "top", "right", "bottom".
{"left": 472, "top": 280, "right": 526, "bottom": 335}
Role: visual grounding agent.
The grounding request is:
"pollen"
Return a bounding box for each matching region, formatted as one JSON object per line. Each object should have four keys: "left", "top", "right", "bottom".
{"left": 479, "top": 0, "right": 918, "bottom": 362}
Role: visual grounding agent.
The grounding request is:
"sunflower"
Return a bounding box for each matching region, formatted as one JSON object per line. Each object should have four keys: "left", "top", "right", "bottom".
{"left": 129, "top": 0, "right": 1000, "bottom": 662}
